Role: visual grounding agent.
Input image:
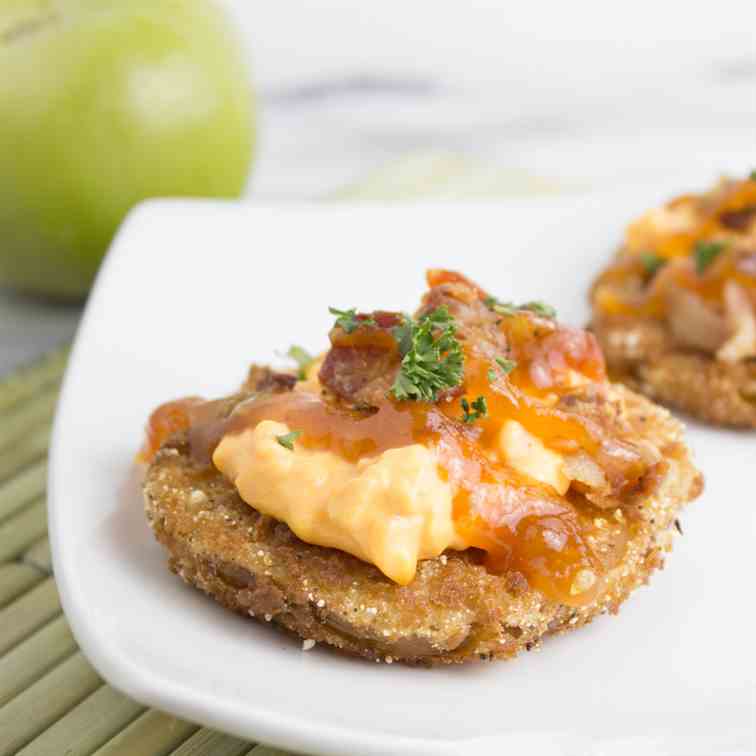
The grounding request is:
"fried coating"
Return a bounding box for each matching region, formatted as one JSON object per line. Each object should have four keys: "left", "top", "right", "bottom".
{"left": 592, "top": 316, "right": 756, "bottom": 428}
{"left": 143, "top": 384, "right": 702, "bottom": 665}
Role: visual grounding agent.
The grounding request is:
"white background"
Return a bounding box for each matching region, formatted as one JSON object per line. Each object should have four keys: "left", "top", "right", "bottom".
{"left": 221, "top": 0, "right": 756, "bottom": 195}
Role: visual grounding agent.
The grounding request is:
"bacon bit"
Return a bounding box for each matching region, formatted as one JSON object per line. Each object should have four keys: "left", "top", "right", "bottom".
{"left": 719, "top": 205, "right": 756, "bottom": 232}
{"left": 318, "top": 310, "right": 403, "bottom": 406}
{"left": 525, "top": 327, "right": 606, "bottom": 389}
{"left": 318, "top": 344, "right": 400, "bottom": 407}
{"left": 371, "top": 311, "right": 404, "bottom": 330}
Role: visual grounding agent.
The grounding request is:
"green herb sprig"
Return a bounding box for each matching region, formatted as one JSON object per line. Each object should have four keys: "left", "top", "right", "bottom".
{"left": 328, "top": 307, "right": 376, "bottom": 334}
{"left": 276, "top": 430, "right": 302, "bottom": 450}
{"left": 287, "top": 345, "right": 314, "bottom": 380}
{"left": 693, "top": 240, "right": 726, "bottom": 275}
{"left": 390, "top": 306, "right": 464, "bottom": 402}
{"left": 461, "top": 395, "right": 487, "bottom": 424}
{"left": 639, "top": 252, "right": 667, "bottom": 276}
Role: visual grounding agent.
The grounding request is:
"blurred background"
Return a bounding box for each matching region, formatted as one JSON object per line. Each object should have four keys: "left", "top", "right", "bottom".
{"left": 2, "top": 0, "right": 755, "bottom": 371}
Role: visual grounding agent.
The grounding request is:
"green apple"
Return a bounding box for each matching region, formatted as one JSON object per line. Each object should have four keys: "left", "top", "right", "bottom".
{"left": 0, "top": 0, "right": 255, "bottom": 299}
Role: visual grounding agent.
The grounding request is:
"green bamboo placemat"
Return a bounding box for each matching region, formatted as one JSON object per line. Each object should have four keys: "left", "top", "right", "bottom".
{"left": 0, "top": 157, "right": 556, "bottom": 755}
{"left": 0, "top": 346, "right": 299, "bottom": 756}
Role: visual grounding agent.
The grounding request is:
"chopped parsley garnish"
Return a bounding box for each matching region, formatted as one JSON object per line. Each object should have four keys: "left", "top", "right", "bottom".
{"left": 328, "top": 307, "right": 376, "bottom": 334}
{"left": 276, "top": 430, "right": 301, "bottom": 450}
{"left": 484, "top": 296, "right": 556, "bottom": 319}
{"left": 287, "top": 345, "right": 314, "bottom": 380}
{"left": 639, "top": 252, "right": 667, "bottom": 276}
{"left": 461, "top": 395, "right": 487, "bottom": 424}
{"left": 495, "top": 357, "right": 517, "bottom": 374}
{"left": 487, "top": 368, "right": 497, "bottom": 383}
{"left": 693, "top": 240, "right": 726, "bottom": 275}
{"left": 390, "top": 306, "right": 464, "bottom": 402}
{"left": 750, "top": 170, "right": 756, "bottom": 181}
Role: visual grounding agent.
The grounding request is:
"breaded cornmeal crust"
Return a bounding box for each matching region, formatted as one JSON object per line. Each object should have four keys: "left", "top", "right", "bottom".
{"left": 144, "top": 383, "right": 702, "bottom": 666}
{"left": 592, "top": 317, "right": 756, "bottom": 428}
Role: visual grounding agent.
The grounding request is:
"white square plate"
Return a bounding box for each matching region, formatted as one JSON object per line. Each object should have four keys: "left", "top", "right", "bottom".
{"left": 49, "top": 197, "right": 756, "bottom": 756}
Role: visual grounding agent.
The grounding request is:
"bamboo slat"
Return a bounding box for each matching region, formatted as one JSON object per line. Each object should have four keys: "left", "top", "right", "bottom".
{"left": 0, "top": 651, "right": 101, "bottom": 756}
{"left": 169, "top": 729, "right": 252, "bottom": 756}
{"left": 0, "top": 346, "right": 68, "bottom": 414}
{"left": 16, "top": 683, "right": 145, "bottom": 756}
{"left": 0, "top": 615, "right": 76, "bottom": 706}
{"left": 0, "top": 563, "right": 44, "bottom": 608}
{"left": 0, "top": 386, "right": 58, "bottom": 449}
{"left": 0, "top": 576, "right": 60, "bottom": 655}
{"left": 0, "top": 458, "right": 47, "bottom": 523}
{"left": 0, "top": 496, "right": 47, "bottom": 563}
{"left": 0, "top": 423, "right": 51, "bottom": 483}
{"left": 22, "top": 536, "right": 53, "bottom": 573}
{"left": 92, "top": 710, "right": 199, "bottom": 756}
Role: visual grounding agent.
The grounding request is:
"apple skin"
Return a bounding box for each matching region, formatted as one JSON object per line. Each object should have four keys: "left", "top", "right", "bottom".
{"left": 0, "top": 0, "right": 256, "bottom": 299}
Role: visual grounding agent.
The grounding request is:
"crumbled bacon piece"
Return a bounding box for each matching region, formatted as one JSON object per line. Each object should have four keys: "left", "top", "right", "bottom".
{"left": 719, "top": 205, "right": 756, "bottom": 232}
{"left": 525, "top": 327, "right": 606, "bottom": 389}
{"left": 318, "top": 311, "right": 402, "bottom": 406}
